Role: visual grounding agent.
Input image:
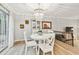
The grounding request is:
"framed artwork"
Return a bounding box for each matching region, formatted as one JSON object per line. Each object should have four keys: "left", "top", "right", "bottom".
{"left": 32, "top": 20, "right": 36, "bottom": 29}
{"left": 42, "top": 21, "right": 52, "bottom": 29}
{"left": 20, "top": 24, "right": 24, "bottom": 29}
{"left": 25, "top": 20, "right": 29, "bottom": 24}
{"left": 37, "top": 21, "right": 40, "bottom": 29}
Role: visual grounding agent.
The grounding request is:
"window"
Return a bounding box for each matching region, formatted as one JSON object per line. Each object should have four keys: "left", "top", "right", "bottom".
{"left": 0, "top": 4, "right": 9, "bottom": 52}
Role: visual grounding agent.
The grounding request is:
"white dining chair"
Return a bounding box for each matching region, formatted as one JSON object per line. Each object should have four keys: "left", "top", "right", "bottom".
{"left": 38, "top": 36, "right": 55, "bottom": 55}
{"left": 24, "top": 32, "right": 37, "bottom": 55}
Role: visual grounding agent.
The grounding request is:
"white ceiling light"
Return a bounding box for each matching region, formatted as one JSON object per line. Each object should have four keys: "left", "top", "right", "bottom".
{"left": 33, "top": 3, "right": 45, "bottom": 19}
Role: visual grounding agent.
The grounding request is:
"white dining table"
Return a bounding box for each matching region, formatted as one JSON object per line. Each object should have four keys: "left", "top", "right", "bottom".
{"left": 31, "top": 33, "right": 55, "bottom": 54}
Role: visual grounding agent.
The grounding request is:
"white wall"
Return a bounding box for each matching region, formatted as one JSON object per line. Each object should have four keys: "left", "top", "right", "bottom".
{"left": 14, "top": 15, "right": 78, "bottom": 41}
{"left": 14, "top": 15, "right": 53, "bottom": 41}
{"left": 14, "top": 15, "right": 32, "bottom": 41}
{"left": 52, "top": 17, "right": 77, "bottom": 31}
{"left": 8, "top": 12, "right": 15, "bottom": 48}
{"left": 52, "top": 17, "right": 77, "bottom": 40}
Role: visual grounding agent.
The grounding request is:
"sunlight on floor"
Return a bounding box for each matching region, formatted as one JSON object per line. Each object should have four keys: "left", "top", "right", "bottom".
{"left": 74, "top": 40, "right": 79, "bottom": 48}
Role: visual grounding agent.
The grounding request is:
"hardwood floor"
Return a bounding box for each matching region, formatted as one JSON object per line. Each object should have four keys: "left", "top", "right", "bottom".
{"left": 54, "top": 40, "right": 79, "bottom": 55}
{"left": 5, "top": 43, "right": 25, "bottom": 55}
{"left": 5, "top": 41, "right": 36, "bottom": 55}
{"left": 74, "top": 40, "right": 79, "bottom": 48}
{"left": 1, "top": 40, "right": 79, "bottom": 55}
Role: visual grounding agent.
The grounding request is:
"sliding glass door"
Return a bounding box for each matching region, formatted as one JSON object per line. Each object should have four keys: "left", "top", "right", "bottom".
{"left": 0, "top": 6, "right": 9, "bottom": 52}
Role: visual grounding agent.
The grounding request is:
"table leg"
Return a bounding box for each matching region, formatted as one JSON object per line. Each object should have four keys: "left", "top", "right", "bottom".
{"left": 44, "top": 39, "right": 46, "bottom": 44}
{"left": 36, "top": 40, "right": 40, "bottom": 55}
{"left": 38, "top": 45, "right": 40, "bottom": 55}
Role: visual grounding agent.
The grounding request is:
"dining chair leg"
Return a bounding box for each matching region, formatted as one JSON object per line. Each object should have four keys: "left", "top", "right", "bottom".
{"left": 36, "top": 46, "right": 37, "bottom": 55}
{"left": 52, "top": 51, "right": 53, "bottom": 55}
{"left": 25, "top": 46, "right": 27, "bottom": 55}
{"left": 42, "top": 39, "right": 45, "bottom": 44}
{"left": 52, "top": 49, "right": 54, "bottom": 55}
{"left": 43, "top": 52, "right": 45, "bottom": 55}
{"left": 38, "top": 46, "right": 40, "bottom": 55}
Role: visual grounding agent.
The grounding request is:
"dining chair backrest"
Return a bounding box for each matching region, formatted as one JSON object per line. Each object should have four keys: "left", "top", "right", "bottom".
{"left": 24, "top": 31, "right": 28, "bottom": 44}
{"left": 48, "top": 36, "right": 55, "bottom": 47}
{"left": 51, "top": 36, "right": 55, "bottom": 47}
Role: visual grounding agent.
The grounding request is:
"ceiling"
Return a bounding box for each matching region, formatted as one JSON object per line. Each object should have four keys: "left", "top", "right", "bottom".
{"left": 2, "top": 3, "right": 79, "bottom": 18}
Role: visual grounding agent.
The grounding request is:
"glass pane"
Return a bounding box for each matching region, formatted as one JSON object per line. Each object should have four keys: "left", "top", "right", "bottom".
{"left": 0, "top": 10, "right": 9, "bottom": 52}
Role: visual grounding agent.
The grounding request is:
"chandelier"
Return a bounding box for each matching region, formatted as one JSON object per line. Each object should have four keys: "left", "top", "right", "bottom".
{"left": 26, "top": 3, "right": 50, "bottom": 19}
{"left": 33, "top": 3, "right": 45, "bottom": 19}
